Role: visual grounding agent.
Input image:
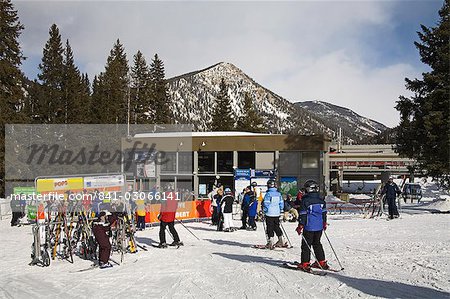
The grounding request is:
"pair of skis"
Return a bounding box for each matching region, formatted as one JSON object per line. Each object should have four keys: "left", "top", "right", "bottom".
{"left": 151, "top": 242, "right": 184, "bottom": 249}
{"left": 251, "top": 242, "right": 293, "bottom": 250}
{"left": 282, "top": 261, "right": 342, "bottom": 275}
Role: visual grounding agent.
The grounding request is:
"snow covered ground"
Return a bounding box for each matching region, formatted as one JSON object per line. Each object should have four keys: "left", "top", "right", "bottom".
{"left": 0, "top": 206, "right": 449, "bottom": 299}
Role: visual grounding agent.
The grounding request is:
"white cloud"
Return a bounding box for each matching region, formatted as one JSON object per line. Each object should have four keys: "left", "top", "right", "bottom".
{"left": 15, "top": 1, "right": 421, "bottom": 127}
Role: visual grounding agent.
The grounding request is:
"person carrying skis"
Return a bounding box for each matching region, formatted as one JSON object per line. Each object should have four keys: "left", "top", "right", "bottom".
{"left": 295, "top": 180, "right": 328, "bottom": 272}
{"left": 221, "top": 187, "right": 235, "bottom": 232}
{"left": 92, "top": 210, "right": 116, "bottom": 269}
{"left": 157, "top": 191, "right": 182, "bottom": 248}
{"left": 240, "top": 187, "right": 251, "bottom": 229}
{"left": 381, "top": 177, "right": 402, "bottom": 219}
{"left": 247, "top": 186, "right": 258, "bottom": 230}
{"left": 263, "top": 180, "right": 285, "bottom": 249}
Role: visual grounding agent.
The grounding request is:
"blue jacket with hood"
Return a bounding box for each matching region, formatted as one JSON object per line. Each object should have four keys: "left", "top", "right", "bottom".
{"left": 299, "top": 192, "right": 327, "bottom": 232}
{"left": 263, "top": 188, "right": 284, "bottom": 217}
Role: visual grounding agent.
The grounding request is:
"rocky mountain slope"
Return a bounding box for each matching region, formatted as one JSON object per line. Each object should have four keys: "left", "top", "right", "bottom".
{"left": 166, "top": 62, "right": 387, "bottom": 143}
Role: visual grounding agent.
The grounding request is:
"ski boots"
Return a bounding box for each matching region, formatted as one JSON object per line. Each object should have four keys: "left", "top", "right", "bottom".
{"left": 311, "top": 260, "right": 329, "bottom": 270}
{"left": 265, "top": 238, "right": 274, "bottom": 250}
{"left": 99, "top": 262, "right": 113, "bottom": 269}
{"left": 297, "top": 262, "right": 311, "bottom": 272}
{"left": 158, "top": 243, "right": 168, "bottom": 248}
{"left": 274, "top": 236, "right": 286, "bottom": 248}
{"left": 170, "top": 241, "right": 184, "bottom": 246}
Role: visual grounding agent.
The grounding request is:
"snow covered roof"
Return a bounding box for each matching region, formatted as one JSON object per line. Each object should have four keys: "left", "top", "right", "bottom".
{"left": 133, "top": 131, "right": 273, "bottom": 138}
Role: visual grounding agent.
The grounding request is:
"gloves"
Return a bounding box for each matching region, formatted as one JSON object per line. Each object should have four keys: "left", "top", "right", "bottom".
{"left": 296, "top": 225, "right": 304, "bottom": 235}
{"left": 323, "top": 222, "right": 327, "bottom": 231}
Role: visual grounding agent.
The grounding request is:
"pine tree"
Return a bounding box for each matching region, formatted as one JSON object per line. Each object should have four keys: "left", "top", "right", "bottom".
{"left": 211, "top": 78, "right": 234, "bottom": 131}
{"left": 90, "top": 39, "right": 129, "bottom": 123}
{"left": 236, "top": 92, "right": 265, "bottom": 132}
{"left": 33, "top": 24, "right": 65, "bottom": 123}
{"left": 0, "top": 0, "right": 26, "bottom": 120}
{"left": 62, "top": 40, "right": 90, "bottom": 123}
{"left": 131, "top": 51, "right": 152, "bottom": 124}
{"left": 0, "top": 0, "right": 28, "bottom": 197}
{"left": 150, "top": 54, "right": 172, "bottom": 124}
{"left": 395, "top": 0, "right": 449, "bottom": 185}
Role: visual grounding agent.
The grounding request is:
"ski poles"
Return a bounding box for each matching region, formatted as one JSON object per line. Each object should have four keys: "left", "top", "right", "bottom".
{"left": 324, "top": 231, "right": 344, "bottom": 270}
{"left": 261, "top": 212, "right": 269, "bottom": 243}
{"left": 279, "top": 221, "right": 293, "bottom": 248}
{"left": 175, "top": 218, "right": 200, "bottom": 241}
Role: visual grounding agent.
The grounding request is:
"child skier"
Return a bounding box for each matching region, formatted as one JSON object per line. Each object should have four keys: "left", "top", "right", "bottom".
{"left": 295, "top": 180, "right": 328, "bottom": 272}
{"left": 263, "top": 180, "right": 285, "bottom": 248}
{"left": 92, "top": 210, "right": 116, "bottom": 269}
{"left": 246, "top": 186, "right": 258, "bottom": 230}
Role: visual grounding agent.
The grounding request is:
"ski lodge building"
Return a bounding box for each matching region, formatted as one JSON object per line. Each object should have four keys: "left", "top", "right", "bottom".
{"left": 121, "top": 132, "right": 330, "bottom": 198}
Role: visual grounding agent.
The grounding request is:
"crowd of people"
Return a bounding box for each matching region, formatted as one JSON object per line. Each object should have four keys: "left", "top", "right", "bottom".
{"left": 12, "top": 176, "right": 403, "bottom": 272}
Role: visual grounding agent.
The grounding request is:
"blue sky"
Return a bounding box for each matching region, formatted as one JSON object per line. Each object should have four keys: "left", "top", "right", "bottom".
{"left": 14, "top": 0, "right": 443, "bottom": 127}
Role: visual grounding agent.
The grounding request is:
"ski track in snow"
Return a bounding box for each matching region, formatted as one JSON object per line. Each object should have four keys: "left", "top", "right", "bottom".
{"left": 0, "top": 211, "right": 449, "bottom": 299}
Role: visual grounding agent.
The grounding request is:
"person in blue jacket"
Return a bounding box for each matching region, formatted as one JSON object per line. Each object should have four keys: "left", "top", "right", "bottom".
{"left": 263, "top": 180, "right": 285, "bottom": 249}
{"left": 295, "top": 180, "right": 328, "bottom": 272}
{"left": 246, "top": 186, "right": 258, "bottom": 230}
{"left": 381, "top": 177, "right": 402, "bottom": 219}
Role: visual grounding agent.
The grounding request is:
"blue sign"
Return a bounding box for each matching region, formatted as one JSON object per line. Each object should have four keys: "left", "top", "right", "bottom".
{"left": 254, "top": 170, "right": 276, "bottom": 177}
{"left": 235, "top": 169, "right": 251, "bottom": 178}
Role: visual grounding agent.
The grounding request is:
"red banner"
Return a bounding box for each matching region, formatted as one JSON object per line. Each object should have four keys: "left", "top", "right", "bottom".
{"left": 143, "top": 200, "right": 212, "bottom": 223}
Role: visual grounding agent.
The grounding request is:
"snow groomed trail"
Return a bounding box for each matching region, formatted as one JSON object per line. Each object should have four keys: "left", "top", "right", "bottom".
{"left": 0, "top": 209, "right": 448, "bottom": 299}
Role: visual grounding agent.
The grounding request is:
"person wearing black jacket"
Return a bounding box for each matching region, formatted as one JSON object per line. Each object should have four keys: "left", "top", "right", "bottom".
{"left": 240, "top": 187, "right": 251, "bottom": 229}
{"left": 221, "top": 188, "right": 235, "bottom": 232}
{"left": 214, "top": 188, "right": 224, "bottom": 231}
{"left": 381, "top": 177, "right": 402, "bottom": 219}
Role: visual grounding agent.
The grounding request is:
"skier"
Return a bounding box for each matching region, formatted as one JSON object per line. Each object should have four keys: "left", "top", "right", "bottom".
{"left": 240, "top": 187, "right": 251, "bottom": 229}
{"left": 92, "top": 210, "right": 116, "bottom": 269}
{"left": 247, "top": 186, "right": 258, "bottom": 230}
{"left": 295, "top": 180, "right": 328, "bottom": 272}
{"left": 283, "top": 194, "right": 298, "bottom": 222}
{"left": 263, "top": 180, "right": 285, "bottom": 249}
{"left": 381, "top": 177, "right": 402, "bottom": 219}
{"left": 221, "top": 188, "right": 235, "bottom": 232}
{"left": 157, "top": 192, "right": 182, "bottom": 248}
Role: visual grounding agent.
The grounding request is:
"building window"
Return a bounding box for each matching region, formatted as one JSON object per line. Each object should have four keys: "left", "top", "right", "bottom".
{"left": 198, "top": 176, "right": 217, "bottom": 197}
{"left": 256, "top": 152, "right": 275, "bottom": 169}
{"left": 198, "top": 152, "right": 215, "bottom": 173}
{"left": 302, "top": 152, "right": 319, "bottom": 169}
{"left": 217, "top": 151, "right": 233, "bottom": 173}
{"left": 279, "top": 152, "right": 300, "bottom": 174}
{"left": 178, "top": 152, "right": 193, "bottom": 174}
{"left": 177, "top": 176, "right": 194, "bottom": 200}
{"left": 160, "top": 176, "right": 175, "bottom": 191}
{"left": 238, "top": 151, "right": 255, "bottom": 169}
{"left": 160, "top": 152, "right": 176, "bottom": 173}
